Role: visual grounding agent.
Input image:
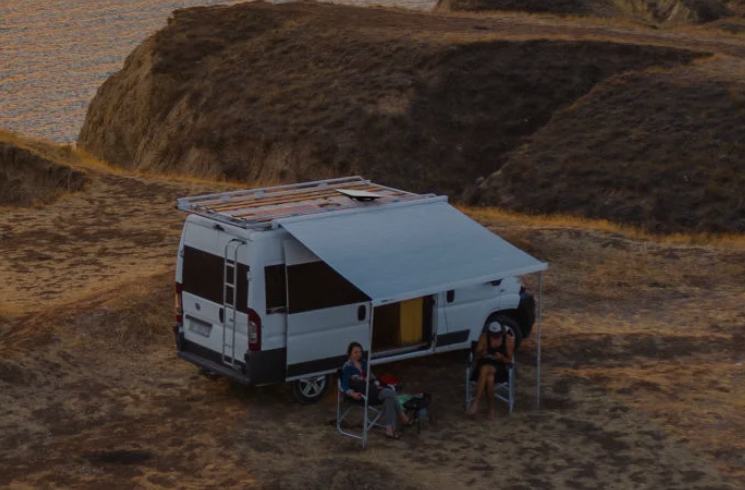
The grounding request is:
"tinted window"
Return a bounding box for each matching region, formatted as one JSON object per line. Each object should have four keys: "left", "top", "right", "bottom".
{"left": 182, "top": 246, "right": 248, "bottom": 312}
{"left": 287, "top": 261, "right": 368, "bottom": 314}
{"left": 265, "top": 264, "right": 287, "bottom": 313}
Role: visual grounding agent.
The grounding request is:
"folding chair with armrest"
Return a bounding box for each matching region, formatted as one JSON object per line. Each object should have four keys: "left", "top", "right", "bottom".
{"left": 465, "top": 341, "right": 516, "bottom": 414}
{"left": 336, "top": 368, "right": 386, "bottom": 440}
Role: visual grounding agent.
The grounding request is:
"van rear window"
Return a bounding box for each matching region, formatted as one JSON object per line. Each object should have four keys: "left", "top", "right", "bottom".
{"left": 182, "top": 246, "right": 248, "bottom": 312}
{"left": 287, "top": 261, "right": 368, "bottom": 314}
{"left": 265, "top": 264, "right": 287, "bottom": 313}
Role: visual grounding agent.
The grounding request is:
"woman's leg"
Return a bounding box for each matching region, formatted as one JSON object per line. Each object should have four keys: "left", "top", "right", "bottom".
{"left": 378, "top": 388, "right": 401, "bottom": 434}
{"left": 383, "top": 387, "right": 409, "bottom": 425}
{"left": 468, "top": 364, "right": 496, "bottom": 414}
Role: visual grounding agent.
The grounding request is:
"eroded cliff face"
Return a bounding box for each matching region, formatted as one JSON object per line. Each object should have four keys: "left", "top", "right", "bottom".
{"left": 434, "top": 0, "right": 734, "bottom": 25}
{"left": 434, "top": 0, "right": 622, "bottom": 17}
{"left": 0, "top": 137, "right": 87, "bottom": 206}
{"left": 471, "top": 56, "right": 745, "bottom": 234}
{"left": 77, "top": 2, "right": 699, "bottom": 198}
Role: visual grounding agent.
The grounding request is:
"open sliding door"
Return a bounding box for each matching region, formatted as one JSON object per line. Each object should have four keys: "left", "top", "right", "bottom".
{"left": 283, "top": 239, "right": 371, "bottom": 380}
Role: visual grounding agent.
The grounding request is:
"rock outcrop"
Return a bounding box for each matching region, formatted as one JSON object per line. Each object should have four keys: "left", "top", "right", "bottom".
{"left": 471, "top": 57, "right": 745, "bottom": 234}
{"left": 434, "top": 0, "right": 734, "bottom": 26}
{"left": 78, "top": 2, "right": 699, "bottom": 198}
{"left": 0, "top": 135, "right": 87, "bottom": 206}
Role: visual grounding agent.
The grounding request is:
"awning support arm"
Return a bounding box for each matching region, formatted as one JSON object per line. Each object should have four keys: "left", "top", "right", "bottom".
{"left": 536, "top": 271, "right": 544, "bottom": 409}
{"left": 362, "top": 303, "right": 375, "bottom": 448}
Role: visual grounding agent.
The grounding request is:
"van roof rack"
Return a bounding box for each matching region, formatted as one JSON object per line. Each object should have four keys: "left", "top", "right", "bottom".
{"left": 176, "top": 176, "right": 433, "bottom": 229}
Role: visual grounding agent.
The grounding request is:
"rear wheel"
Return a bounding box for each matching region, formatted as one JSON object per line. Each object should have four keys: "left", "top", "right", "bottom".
{"left": 291, "top": 375, "right": 330, "bottom": 404}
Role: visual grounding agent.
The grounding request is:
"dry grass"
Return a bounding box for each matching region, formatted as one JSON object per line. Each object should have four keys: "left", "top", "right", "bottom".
{"left": 92, "top": 273, "right": 175, "bottom": 349}
{"left": 1, "top": 141, "right": 743, "bottom": 487}
{"left": 0, "top": 303, "right": 21, "bottom": 324}
{"left": 461, "top": 205, "right": 745, "bottom": 248}
{"left": 437, "top": 0, "right": 735, "bottom": 28}
{"left": 1, "top": 129, "right": 266, "bottom": 188}
{"left": 2, "top": 190, "right": 743, "bottom": 488}
{"left": 72, "top": 146, "right": 271, "bottom": 188}
{"left": 475, "top": 54, "right": 745, "bottom": 234}
{"left": 0, "top": 132, "right": 88, "bottom": 207}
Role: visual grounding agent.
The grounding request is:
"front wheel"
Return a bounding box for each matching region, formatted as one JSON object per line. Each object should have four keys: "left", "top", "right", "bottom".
{"left": 290, "top": 375, "right": 330, "bottom": 404}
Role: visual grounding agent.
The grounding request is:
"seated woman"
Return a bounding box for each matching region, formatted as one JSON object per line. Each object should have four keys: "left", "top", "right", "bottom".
{"left": 341, "top": 341, "right": 410, "bottom": 439}
{"left": 466, "top": 321, "right": 514, "bottom": 420}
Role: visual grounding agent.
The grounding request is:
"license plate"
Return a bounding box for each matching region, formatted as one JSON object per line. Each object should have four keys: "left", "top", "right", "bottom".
{"left": 187, "top": 317, "right": 212, "bottom": 338}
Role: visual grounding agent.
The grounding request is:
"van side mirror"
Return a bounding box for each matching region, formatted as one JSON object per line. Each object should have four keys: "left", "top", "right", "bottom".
{"left": 446, "top": 290, "right": 454, "bottom": 303}
{"left": 358, "top": 305, "right": 366, "bottom": 321}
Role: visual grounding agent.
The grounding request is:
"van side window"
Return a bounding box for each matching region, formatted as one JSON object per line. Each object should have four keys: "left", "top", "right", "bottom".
{"left": 287, "top": 261, "right": 368, "bottom": 314}
{"left": 265, "top": 264, "right": 287, "bottom": 313}
{"left": 182, "top": 246, "right": 249, "bottom": 313}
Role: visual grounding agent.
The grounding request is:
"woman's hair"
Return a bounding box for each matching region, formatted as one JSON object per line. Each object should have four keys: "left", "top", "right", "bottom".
{"left": 347, "top": 341, "right": 363, "bottom": 358}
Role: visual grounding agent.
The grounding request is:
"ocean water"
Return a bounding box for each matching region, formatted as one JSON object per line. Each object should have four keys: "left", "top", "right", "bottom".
{"left": 0, "top": 0, "right": 435, "bottom": 144}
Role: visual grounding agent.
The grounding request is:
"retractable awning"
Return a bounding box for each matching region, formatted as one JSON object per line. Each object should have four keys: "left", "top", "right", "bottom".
{"left": 279, "top": 198, "right": 548, "bottom": 448}
{"left": 277, "top": 199, "right": 547, "bottom": 306}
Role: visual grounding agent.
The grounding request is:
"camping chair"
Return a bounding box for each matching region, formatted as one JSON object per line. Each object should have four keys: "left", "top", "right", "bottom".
{"left": 465, "top": 341, "right": 516, "bottom": 414}
{"left": 336, "top": 369, "right": 386, "bottom": 440}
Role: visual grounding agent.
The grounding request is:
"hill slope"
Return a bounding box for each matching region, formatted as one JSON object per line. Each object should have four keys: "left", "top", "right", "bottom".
{"left": 0, "top": 132, "right": 87, "bottom": 206}
{"left": 78, "top": 2, "right": 745, "bottom": 233}
{"left": 434, "top": 0, "right": 735, "bottom": 26}
{"left": 78, "top": 2, "right": 702, "bottom": 200}
{"left": 1, "top": 134, "right": 743, "bottom": 489}
{"left": 472, "top": 56, "right": 745, "bottom": 233}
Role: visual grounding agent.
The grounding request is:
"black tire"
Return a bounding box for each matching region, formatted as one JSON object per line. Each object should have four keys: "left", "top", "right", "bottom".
{"left": 290, "top": 374, "right": 330, "bottom": 404}
{"left": 486, "top": 314, "right": 523, "bottom": 351}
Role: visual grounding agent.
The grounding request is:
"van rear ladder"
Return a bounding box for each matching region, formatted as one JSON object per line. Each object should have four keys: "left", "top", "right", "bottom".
{"left": 222, "top": 239, "right": 245, "bottom": 367}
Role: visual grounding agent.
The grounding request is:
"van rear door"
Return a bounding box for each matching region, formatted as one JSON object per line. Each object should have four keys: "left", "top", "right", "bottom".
{"left": 180, "top": 223, "right": 250, "bottom": 369}
{"left": 283, "top": 239, "right": 370, "bottom": 380}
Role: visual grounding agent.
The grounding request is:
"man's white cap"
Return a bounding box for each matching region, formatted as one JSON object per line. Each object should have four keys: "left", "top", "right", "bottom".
{"left": 487, "top": 321, "right": 504, "bottom": 335}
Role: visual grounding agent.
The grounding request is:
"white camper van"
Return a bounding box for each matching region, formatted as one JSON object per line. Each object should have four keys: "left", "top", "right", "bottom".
{"left": 173, "top": 177, "right": 546, "bottom": 403}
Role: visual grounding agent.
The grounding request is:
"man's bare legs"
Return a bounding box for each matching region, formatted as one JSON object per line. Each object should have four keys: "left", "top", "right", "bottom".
{"left": 467, "top": 364, "right": 496, "bottom": 415}
{"left": 486, "top": 371, "right": 496, "bottom": 420}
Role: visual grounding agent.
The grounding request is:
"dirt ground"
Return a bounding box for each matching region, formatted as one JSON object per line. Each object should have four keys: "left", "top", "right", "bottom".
{"left": 1, "top": 153, "right": 743, "bottom": 489}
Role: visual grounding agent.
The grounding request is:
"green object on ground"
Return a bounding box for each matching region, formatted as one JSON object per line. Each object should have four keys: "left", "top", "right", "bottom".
{"left": 398, "top": 394, "right": 414, "bottom": 408}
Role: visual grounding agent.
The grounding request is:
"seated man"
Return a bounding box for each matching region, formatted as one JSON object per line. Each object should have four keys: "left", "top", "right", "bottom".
{"left": 466, "top": 321, "right": 514, "bottom": 420}
{"left": 341, "top": 341, "right": 410, "bottom": 439}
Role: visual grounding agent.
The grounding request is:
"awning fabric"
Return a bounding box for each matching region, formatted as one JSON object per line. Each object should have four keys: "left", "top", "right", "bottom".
{"left": 278, "top": 200, "right": 547, "bottom": 306}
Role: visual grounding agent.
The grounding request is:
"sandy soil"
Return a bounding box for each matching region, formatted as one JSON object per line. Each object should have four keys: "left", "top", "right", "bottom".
{"left": 1, "top": 161, "right": 743, "bottom": 489}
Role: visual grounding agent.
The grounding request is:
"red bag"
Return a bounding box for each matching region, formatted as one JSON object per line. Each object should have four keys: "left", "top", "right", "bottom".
{"left": 379, "top": 374, "right": 400, "bottom": 388}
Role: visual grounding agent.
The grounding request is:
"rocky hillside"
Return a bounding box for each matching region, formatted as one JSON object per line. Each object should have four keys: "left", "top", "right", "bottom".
{"left": 78, "top": 1, "right": 745, "bottom": 233}
{"left": 434, "top": 0, "right": 738, "bottom": 26}
{"left": 434, "top": 0, "right": 625, "bottom": 18}
{"left": 0, "top": 132, "right": 87, "bottom": 206}
{"left": 78, "top": 3, "right": 701, "bottom": 195}
{"left": 471, "top": 56, "right": 745, "bottom": 234}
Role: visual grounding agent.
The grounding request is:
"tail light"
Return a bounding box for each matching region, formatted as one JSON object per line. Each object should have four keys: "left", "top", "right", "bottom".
{"left": 175, "top": 282, "right": 183, "bottom": 324}
{"left": 247, "top": 308, "right": 262, "bottom": 351}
